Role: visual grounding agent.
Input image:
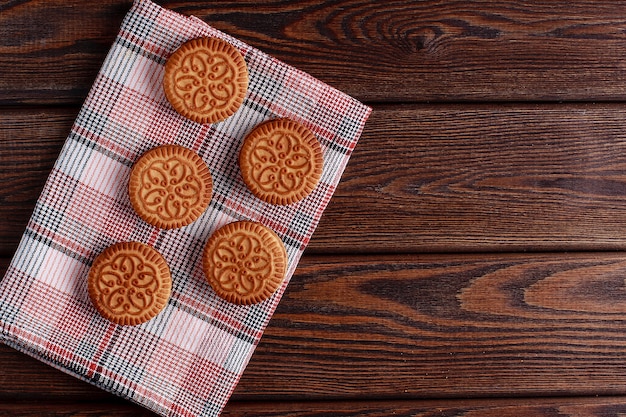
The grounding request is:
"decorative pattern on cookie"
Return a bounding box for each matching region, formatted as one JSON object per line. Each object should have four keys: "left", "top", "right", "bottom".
{"left": 239, "top": 118, "right": 324, "bottom": 205}
{"left": 163, "top": 37, "right": 248, "bottom": 124}
{"left": 88, "top": 242, "right": 171, "bottom": 326}
{"left": 129, "top": 145, "right": 213, "bottom": 229}
{"left": 202, "top": 221, "right": 287, "bottom": 305}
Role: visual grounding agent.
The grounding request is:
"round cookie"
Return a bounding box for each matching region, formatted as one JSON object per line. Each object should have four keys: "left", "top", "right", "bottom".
{"left": 129, "top": 145, "right": 213, "bottom": 229}
{"left": 163, "top": 37, "right": 248, "bottom": 124}
{"left": 239, "top": 118, "right": 324, "bottom": 205}
{"left": 202, "top": 221, "right": 287, "bottom": 305}
{"left": 88, "top": 242, "right": 171, "bottom": 326}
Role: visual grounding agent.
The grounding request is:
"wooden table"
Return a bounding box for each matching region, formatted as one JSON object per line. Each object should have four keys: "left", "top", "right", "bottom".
{"left": 3, "top": 1, "right": 626, "bottom": 415}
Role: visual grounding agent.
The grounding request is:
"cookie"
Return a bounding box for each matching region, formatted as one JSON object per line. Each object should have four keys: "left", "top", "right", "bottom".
{"left": 239, "top": 118, "right": 324, "bottom": 205}
{"left": 88, "top": 242, "right": 171, "bottom": 326}
{"left": 129, "top": 145, "right": 213, "bottom": 229}
{"left": 163, "top": 37, "right": 248, "bottom": 124}
{"left": 202, "top": 221, "right": 287, "bottom": 305}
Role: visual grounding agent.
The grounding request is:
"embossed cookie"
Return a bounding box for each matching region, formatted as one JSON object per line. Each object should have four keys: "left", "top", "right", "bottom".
{"left": 129, "top": 145, "right": 213, "bottom": 229}
{"left": 239, "top": 118, "right": 324, "bottom": 205}
{"left": 163, "top": 37, "right": 248, "bottom": 124}
{"left": 202, "top": 221, "right": 287, "bottom": 305}
{"left": 88, "top": 242, "right": 172, "bottom": 326}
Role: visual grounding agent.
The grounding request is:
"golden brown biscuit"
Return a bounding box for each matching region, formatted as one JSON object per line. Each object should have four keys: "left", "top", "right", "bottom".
{"left": 202, "top": 221, "right": 287, "bottom": 305}
{"left": 239, "top": 118, "right": 324, "bottom": 205}
{"left": 129, "top": 145, "right": 213, "bottom": 229}
{"left": 88, "top": 242, "right": 171, "bottom": 326}
{"left": 163, "top": 37, "right": 248, "bottom": 124}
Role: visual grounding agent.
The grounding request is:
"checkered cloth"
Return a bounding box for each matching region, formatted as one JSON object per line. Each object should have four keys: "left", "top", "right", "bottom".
{"left": 0, "top": 1, "right": 371, "bottom": 416}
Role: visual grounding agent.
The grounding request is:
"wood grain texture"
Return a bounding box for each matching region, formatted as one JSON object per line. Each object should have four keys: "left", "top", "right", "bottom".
{"left": 223, "top": 397, "right": 626, "bottom": 417}
{"left": 4, "top": 396, "right": 626, "bottom": 417}
{"left": 0, "top": 109, "right": 70, "bottom": 254}
{"left": 3, "top": 253, "right": 626, "bottom": 401}
{"left": 4, "top": 105, "right": 626, "bottom": 254}
{"left": 318, "top": 103, "right": 626, "bottom": 253}
{"left": 2, "top": 0, "right": 626, "bottom": 415}
{"left": 0, "top": 0, "right": 125, "bottom": 105}
{"left": 3, "top": 1, "right": 626, "bottom": 103}
{"left": 237, "top": 252, "right": 626, "bottom": 399}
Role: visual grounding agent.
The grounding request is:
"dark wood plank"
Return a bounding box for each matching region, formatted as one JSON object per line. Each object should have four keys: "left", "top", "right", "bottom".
{"left": 0, "top": 109, "right": 71, "bottom": 255}
{"left": 235, "top": 252, "right": 626, "bottom": 399}
{"left": 224, "top": 397, "right": 626, "bottom": 417}
{"left": 317, "top": 103, "right": 626, "bottom": 253}
{"left": 0, "top": 0, "right": 126, "bottom": 105}
{"left": 3, "top": 396, "right": 626, "bottom": 417}
{"left": 0, "top": 343, "right": 112, "bottom": 401}
{"left": 4, "top": 104, "right": 626, "bottom": 254}
{"left": 3, "top": 0, "right": 626, "bottom": 103}
{"left": 4, "top": 253, "right": 626, "bottom": 401}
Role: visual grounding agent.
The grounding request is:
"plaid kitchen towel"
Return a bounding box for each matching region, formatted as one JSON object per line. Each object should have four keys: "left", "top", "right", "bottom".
{"left": 0, "top": 1, "right": 371, "bottom": 416}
